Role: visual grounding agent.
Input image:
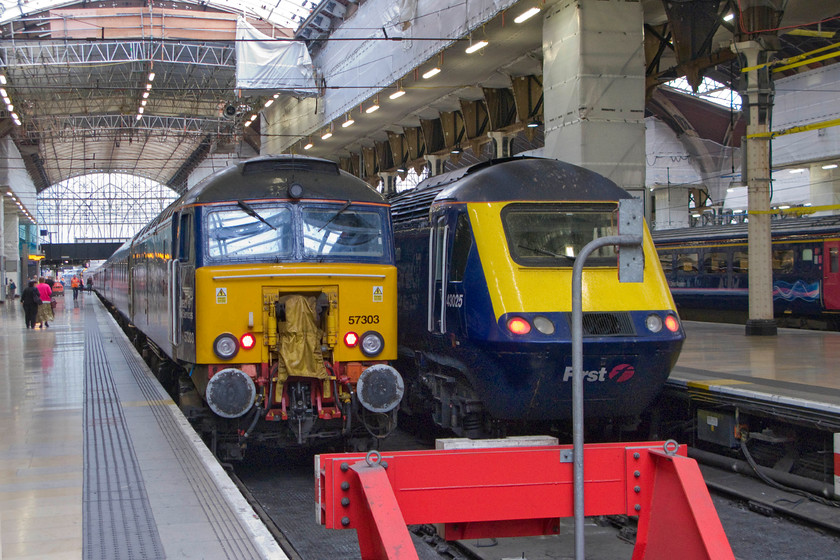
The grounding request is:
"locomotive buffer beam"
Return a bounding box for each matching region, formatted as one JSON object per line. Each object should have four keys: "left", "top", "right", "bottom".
{"left": 316, "top": 441, "right": 735, "bottom": 560}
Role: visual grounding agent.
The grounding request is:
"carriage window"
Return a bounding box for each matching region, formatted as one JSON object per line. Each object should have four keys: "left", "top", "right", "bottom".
{"left": 178, "top": 213, "right": 192, "bottom": 262}
{"left": 502, "top": 203, "right": 618, "bottom": 267}
{"left": 703, "top": 252, "right": 727, "bottom": 274}
{"left": 658, "top": 252, "right": 673, "bottom": 275}
{"left": 733, "top": 251, "right": 749, "bottom": 274}
{"left": 772, "top": 249, "right": 795, "bottom": 273}
{"left": 830, "top": 247, "right": 839, "bottom": 273}
{"left": 676, "top": 253, "right": 699, "bottom": 274}
{"left": 449, "top": 213, "right": 472, "bottom": 282}
{"left": 206, "top": 204, "right": 293, "bottom": 260}
{"left": 302, "top": 206, "right": 385, "bottom": 258}
{"left": 801, "top": 248, "right": 813, "bottom": 262}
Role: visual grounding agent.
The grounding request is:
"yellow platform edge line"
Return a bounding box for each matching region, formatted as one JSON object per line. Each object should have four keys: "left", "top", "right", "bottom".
{"left": 122, "top": 399, "right": 176, "bottom": 407}
{"left": 686, "top": 379, "right": 752, "bottom": 390}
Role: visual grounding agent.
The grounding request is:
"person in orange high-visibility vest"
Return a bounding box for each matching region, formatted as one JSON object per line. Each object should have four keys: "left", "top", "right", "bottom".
{"left": 70, "top": 275, "right": 81, "bottom": 301}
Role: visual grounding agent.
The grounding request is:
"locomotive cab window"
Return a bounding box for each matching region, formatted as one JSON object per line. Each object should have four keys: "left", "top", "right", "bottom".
{"left": 206, "top": 203, "right": 293, "bottom": 261}
{"left": 503, "top": 203, "right": 618, "bottom": 267}
{"left": 301, "top": 205, "right": 385, "bottom": 259}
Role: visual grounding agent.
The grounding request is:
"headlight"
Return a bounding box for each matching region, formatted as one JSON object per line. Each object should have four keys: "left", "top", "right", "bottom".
{"left": 533, "top": 316, "right": 555, "bottom": 335}
{"left": 360, "top": 331, "right": 384, "bottom": 357}
{"left": 645, "top": 314, "right": 663, "bottom": 333}
{"left": 213, "top": 333, "right": 239, "bottom": 360}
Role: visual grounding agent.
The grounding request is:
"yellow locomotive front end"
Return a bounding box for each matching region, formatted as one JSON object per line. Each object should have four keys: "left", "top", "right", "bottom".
{"left": 191, "top": 262, "right": 400, "bottom": 452}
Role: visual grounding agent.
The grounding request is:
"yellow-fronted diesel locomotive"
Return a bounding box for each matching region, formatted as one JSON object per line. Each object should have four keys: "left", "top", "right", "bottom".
{"left": 94, "top": 155, "right": 403, "bottom": 459}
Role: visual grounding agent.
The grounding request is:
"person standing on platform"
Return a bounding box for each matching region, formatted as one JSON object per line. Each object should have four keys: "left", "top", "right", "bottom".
{"left": 71, "top": 275, "right": 81, "bottom": 300}
{"left": 86, "top": 277, "right": 93, "bottom": 292}
{"left": 35, "top": 277, "right": 54, "bottom": 328}
{"left": 8, "top": 279, "right": 16, "bottom": 300}
{"left": 20, "top": 280, "right": 40, "bottom": 328}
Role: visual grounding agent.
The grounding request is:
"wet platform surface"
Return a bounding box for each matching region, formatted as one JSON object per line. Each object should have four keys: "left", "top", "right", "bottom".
{"left": 0, "top": 294, "right": 285, "bottom": 560}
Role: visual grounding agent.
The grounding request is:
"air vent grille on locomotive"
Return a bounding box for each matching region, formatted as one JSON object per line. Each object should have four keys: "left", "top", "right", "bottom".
{"left": 578, "top": 312, "right": 635, "bottom": 336}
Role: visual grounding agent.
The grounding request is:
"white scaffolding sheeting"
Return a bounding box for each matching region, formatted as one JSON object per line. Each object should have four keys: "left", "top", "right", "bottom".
{"left": 235, "top": 19, "right": 317, "bottom": 95}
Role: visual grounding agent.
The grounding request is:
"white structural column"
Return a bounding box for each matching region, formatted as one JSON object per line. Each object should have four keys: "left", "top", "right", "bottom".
{"left": 0, "top": 199, "right": 4, "bottom": 303}
{"left": 487, "top": 131, "right": 515, "bottom": 159}
{"left": 378, "top": 172, "right": 398, "bottom": 197}
{"left": 425, "top": 154, "right": 450, "bottom": 177}
{"left": 735, "top": 41, "right": 777, "bottom": 336}
{"left": 542, "top": 0, "right": 646, "bottom": 201}
{"left": 4, "top": 203, "right": 20, "bottom": 298}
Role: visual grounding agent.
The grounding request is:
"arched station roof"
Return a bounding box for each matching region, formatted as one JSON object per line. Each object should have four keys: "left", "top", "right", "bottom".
{"left": 0, "top": 0, "right": 837, "bottom": 193}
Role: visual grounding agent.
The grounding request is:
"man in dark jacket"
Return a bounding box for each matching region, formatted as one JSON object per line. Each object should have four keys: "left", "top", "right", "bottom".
{"left": 20, "top": 280, "right": 40, "bottom": 329}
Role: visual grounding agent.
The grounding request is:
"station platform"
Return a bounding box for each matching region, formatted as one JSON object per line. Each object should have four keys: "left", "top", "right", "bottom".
{"left": 3, "top": 293, "right": 839, "bottom": 560}
{"left": 0, "top": 294, "right": 286, "bottom": 560}
{"left": 668, "top": 321, "right": 840, "bottom": 430}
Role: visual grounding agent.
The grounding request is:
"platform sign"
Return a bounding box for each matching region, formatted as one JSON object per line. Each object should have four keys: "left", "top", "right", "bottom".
{"left": 617, "top": 198, "right": 644, "bottom": 283}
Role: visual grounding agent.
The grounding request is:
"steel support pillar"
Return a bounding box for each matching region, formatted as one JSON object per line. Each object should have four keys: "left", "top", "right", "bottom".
{"left": 317, "top": 442, "right": 736, "bottom": 560}
{"left": 734, "top": 41, "right": 777, "bottom": 336}
{"left": 541, "top": 0, "right": 646, "bottom": 203}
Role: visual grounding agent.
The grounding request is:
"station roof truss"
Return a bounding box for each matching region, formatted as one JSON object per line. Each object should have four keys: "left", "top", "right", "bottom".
{"left": 0, "top": 0, "right": 837, "bottom": 193}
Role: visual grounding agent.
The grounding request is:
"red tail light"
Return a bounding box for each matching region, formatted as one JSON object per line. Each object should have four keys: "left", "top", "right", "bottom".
{"left": 507, "top": 317, "right": 531, "bottom": 335}
{"left": 344, "top": 332, "right": 359, "bottom": 347}
{"left": 240, "top": 333, "right": 256, "bottom": 349}
{"left": 665, "top": 315, "right": 680, "bottom": 332}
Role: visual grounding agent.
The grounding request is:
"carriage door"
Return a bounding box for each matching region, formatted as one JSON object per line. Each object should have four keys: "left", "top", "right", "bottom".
{"left": 823, "top": 240, "right": 840, "bottom": 311}
{"left": 168, "top": 213, "right": 183, "bottom": 346}
{"left": 428, "top": 215, "right": 449, "bottom": 334}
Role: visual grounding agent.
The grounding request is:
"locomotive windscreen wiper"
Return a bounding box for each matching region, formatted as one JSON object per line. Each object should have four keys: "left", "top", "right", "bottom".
{"left": 518, "top": 244, "right": 575, "bottom": 261}
{"left": 319, "top": 200, "right": 352, "bottom": 231}
{"left": 237, "top": 200, "right": 276, "bottom": 230}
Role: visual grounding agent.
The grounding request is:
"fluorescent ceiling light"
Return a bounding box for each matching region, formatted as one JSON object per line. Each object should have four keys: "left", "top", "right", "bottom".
{"left": 321, "top": 131, "right": 333, "bottom": 139}
{"left": 148, "top": 72, "right": 156, "bottom": 81}
{"left": 303, "top": 142, "right": 313, "bottom": 150}
{"left": 365, "top": 103, "right": 379, "bottom": 114}
{"left": 723, "top": 13, "right": 735, "bottom": 22}
{"left": 264, "top": 99, "right": 274, "bottom": 108}
{"left": 822, "top": 164, "right": 838, "bottom": 170}
{"left": 422, "top": 67, "right": 441, "bottom": 79}
{"left": 389, "top": 89, "right": 405, "bottom": 100}
{"left": 342, "top": 117, "right": 355, "bottom": 127}
{"left": 465, "top": 40, "right": 488, "bottom": 54}
{"left": 514, "top": 7, "right": 540, "bottom": 24}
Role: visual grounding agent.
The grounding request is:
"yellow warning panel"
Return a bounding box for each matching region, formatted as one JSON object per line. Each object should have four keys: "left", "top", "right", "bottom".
{"left": 687, "top": 379, "right": 751, "bottom": 390}
{"left": 216, "top": 287, "right": 228, "bottom": 304}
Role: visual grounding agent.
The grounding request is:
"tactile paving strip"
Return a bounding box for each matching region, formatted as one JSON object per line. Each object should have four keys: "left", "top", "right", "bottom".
{"left": 106, "top": 310, "right": 266, "bottom": 559}
{"left": 83, "top": 310, "right": 165, "bottom": 560}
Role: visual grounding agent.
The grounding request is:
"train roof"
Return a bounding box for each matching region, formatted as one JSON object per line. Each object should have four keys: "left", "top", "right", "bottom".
{"left": 651, "top": 215, "right": 840, "bottom": 244}
{"left": 182, "top": 155, "right": 385, "bottom": 205}
{"left": 390, "top": 157, "right": 630, "bottom": 224}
